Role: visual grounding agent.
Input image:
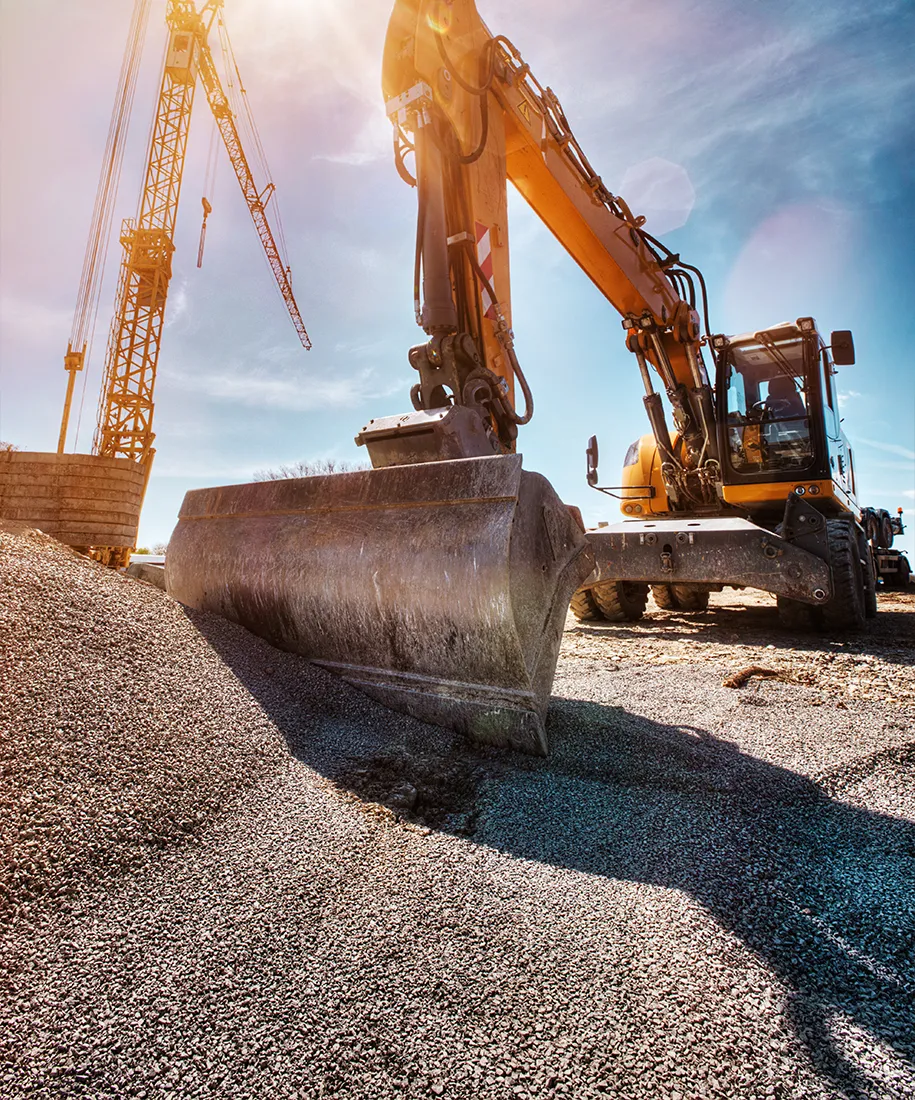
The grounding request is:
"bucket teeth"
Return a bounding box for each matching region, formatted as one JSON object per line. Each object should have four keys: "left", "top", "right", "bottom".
{"left": 165, "top": 454, "right": 594, "bottom": 754}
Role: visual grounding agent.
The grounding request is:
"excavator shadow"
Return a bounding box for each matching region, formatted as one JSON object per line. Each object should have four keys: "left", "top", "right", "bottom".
{"left": 181, "top": 604, "right": 915, "bottom": 1096}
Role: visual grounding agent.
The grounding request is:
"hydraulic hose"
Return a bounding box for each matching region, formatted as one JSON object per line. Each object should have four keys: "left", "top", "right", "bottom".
{"left": 463, "top": 242, "right": 533, "bottom": 425}
{"left": 413, "top": 182, "right": 425, "bottom": 326}
{"left": 434, "top": 32, "right": 498, "bottom": 95}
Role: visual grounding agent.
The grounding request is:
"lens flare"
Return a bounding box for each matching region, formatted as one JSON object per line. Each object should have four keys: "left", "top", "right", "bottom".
{"left": 426, "top": 2, "right": 452, "bottom": 35}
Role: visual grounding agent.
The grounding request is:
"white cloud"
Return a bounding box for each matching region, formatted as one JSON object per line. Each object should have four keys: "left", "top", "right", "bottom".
{"left": 856, "top": 438, "right": 915, "bottom": 462}
{"left": 861, "top": 458, "right": 915, "bottom": 472}
{"left": 163, "top": 278, "right": 189, "bottom": 330}
{"left": 837, "top": 390, "right": 862, "bottom": 409}
{"left": 162, "top": 363, "right": 400, "bottom": 413}
{"left": 330, "top": 338, "right": 389, "bottom": 359}
{"left": 225, "top": 0, "right": 386, "bottom": 107}
{"left": 619, "top": 158, "right": 695, "bottom": 235}
{"left": 312, "top": 106, "right": 391, "bottom": 167}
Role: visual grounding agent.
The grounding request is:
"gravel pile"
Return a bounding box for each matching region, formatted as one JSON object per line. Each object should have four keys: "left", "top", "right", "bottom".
{"left": 0, "top": 524, "right": 285, "bottom": 923}
{"left": 2, "top": 525, "right": 913, "bottom": 1099}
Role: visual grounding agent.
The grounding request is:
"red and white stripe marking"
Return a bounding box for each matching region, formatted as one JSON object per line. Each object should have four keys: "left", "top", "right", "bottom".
{"left": 475, "top": 221, "right": 496, "bottom": 319}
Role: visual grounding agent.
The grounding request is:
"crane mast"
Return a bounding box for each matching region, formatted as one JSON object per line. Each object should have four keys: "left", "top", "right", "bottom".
{"left": 93, "top": 0, "right": 310, "bottom": 471}
{"left": 93, "top": 2, "right": 202, "bottom": 463}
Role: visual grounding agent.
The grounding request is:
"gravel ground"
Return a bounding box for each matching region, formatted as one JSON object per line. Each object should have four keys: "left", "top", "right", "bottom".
{"left": 2, "top": 524, "right": 913, "bottom": 1099}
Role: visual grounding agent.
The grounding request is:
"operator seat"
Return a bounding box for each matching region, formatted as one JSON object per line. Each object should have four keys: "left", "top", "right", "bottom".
{"left": 766, "top": 375, "right": 806, "bottom": 418}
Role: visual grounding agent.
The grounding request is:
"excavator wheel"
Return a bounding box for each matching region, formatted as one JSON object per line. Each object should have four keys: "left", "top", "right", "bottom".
{"left": 670, "top": 585, "right": 710, "bottom": 612}
{"left": 861, "top": 539, "right": 878, "bottom": 619}
{"left": 590, "top": 581, "right": 649, "bottom": 622}
{"left": 776, "top": 596, "right": 816, "bottom": 631}
{"left": 779, "top": 520, "right": 867, "bottom": 632}
{"left": 887, "top": 555, "right": 911, "bottom": 589}
{"left": 864, "top": 512, "right": 881, "bottom": 547}
{"left": 821, "top": 519, "right": 866, "bottom": 632}
{"left": 650, "top": 584, "right": 678, "bottom": 610}
{"left": 651, "top": 584, "right": 709, "bottom": 612}
{"left": 570, "top": 587, "right": 603, "bottom": 622}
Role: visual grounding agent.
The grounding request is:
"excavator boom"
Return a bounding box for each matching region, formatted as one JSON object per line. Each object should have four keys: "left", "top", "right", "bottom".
{"left": 377, "top": 1, "right": 721, "bottom": 511}
{"left": 167, "top": 0, "right": 608, "bottom": 754}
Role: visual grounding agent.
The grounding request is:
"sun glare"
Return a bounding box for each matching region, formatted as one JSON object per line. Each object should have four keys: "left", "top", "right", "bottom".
{"left": 426, "top": 4, "right": 453, "bottom": 35}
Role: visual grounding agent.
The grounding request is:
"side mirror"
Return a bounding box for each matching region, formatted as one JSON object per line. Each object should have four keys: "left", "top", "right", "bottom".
{"left": 586, "top": 434, "right": 599, "bottom": 486}
{"left": 830, "top": 329, "right": 855, "bottom": 366}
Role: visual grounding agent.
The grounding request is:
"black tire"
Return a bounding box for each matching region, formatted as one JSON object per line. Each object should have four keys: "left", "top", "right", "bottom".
{"left": 822, "top": 518, "right": 866, "bottom": 632}
{"left": 570, "top": 587, "right": 603, "bottom": 622}
{"left": 650, "top": 584, "right": 679, "bottom": 610}
{"left": 650, "top": 583, "right": 710, "bottom": 612}
{"left": 670, "top": 584, "right": 710, "bottom": 612}
{"left": 590, "top": 581, "right": 649, "bottom": 622}
{"left": 862, "top": 541, "right": 878, "bottom": 618}
{"left": 879, "top": 512, "right": 895, "bottom": 550}
{"left": 896, "top": 556, "right": 912, "bottom": 588}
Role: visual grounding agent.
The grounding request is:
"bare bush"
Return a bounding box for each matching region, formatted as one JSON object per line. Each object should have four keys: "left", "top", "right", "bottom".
{"left": 253, "top": 458, "right": 369, "bottom": 482}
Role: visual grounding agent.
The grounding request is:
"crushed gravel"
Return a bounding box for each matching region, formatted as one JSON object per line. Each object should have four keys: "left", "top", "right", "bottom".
{"left": 2, "top": 524, "right": 913, "bottom": 1099}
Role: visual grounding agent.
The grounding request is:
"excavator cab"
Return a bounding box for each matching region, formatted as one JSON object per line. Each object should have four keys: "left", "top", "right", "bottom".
{"left": 717, "top": 319, "right": 859, "bottom": 519}
{"left": 723, "top": 328, "right": 815, "bottom": 477}
{"left": 581, "top": 315, "right": 870, "bottom": 629}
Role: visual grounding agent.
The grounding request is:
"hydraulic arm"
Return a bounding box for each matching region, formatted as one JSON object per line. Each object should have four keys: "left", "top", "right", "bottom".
{"left": 373, "top": 0, "right": 720, "bottom": 510}
{"left": 167, "top": 0, "right": 614, "bottom": 754}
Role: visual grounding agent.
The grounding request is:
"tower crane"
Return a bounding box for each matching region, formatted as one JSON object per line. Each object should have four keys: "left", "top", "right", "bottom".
{"left": 58, "top": 0, "right": 310, "bottom": 567}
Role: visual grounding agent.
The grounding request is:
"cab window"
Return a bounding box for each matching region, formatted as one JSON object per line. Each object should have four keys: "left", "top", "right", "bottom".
{"left": 822, "top": 350, "right": 834, "bottom": 410}
{"left": 724, "top": 336, "right": 814, "bottom": 474}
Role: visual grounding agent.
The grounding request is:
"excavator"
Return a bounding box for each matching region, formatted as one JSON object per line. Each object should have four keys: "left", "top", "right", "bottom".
{"left": 165, "top": 0, "right": 870, "bottom": 753}
{"left": 578, "top": 314, "right": 873, "bottom": 631}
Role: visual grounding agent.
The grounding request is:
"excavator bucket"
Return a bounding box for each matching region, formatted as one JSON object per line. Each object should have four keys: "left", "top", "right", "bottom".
{"left": 165, "top": 454, "right": 594, "bottom": 755}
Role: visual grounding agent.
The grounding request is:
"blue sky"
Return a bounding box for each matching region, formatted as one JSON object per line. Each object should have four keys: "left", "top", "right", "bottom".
{"left": 1, "top": 0, "right": 913, "bottom": 557}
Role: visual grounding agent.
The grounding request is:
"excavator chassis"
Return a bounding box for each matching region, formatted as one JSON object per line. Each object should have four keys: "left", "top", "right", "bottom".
{"left": 584, "top": 496, "right": 833, "bottom": 603}
{"left": 166, "top": 454, "right": 593, "bottom": 755}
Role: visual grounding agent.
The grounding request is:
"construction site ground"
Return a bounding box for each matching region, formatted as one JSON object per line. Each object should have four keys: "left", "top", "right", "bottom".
{"left": 2, "top": 525, "right": 913, "bottom": 1100}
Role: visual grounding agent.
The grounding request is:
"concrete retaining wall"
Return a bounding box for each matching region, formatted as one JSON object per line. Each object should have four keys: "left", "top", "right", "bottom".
{"left": 0, "top": 451, "right": 147, "bottom": 548}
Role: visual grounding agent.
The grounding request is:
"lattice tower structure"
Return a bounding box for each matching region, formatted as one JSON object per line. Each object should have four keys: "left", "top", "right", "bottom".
{"left": 93, "top": 1, "right": 207, "bottom": 462}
